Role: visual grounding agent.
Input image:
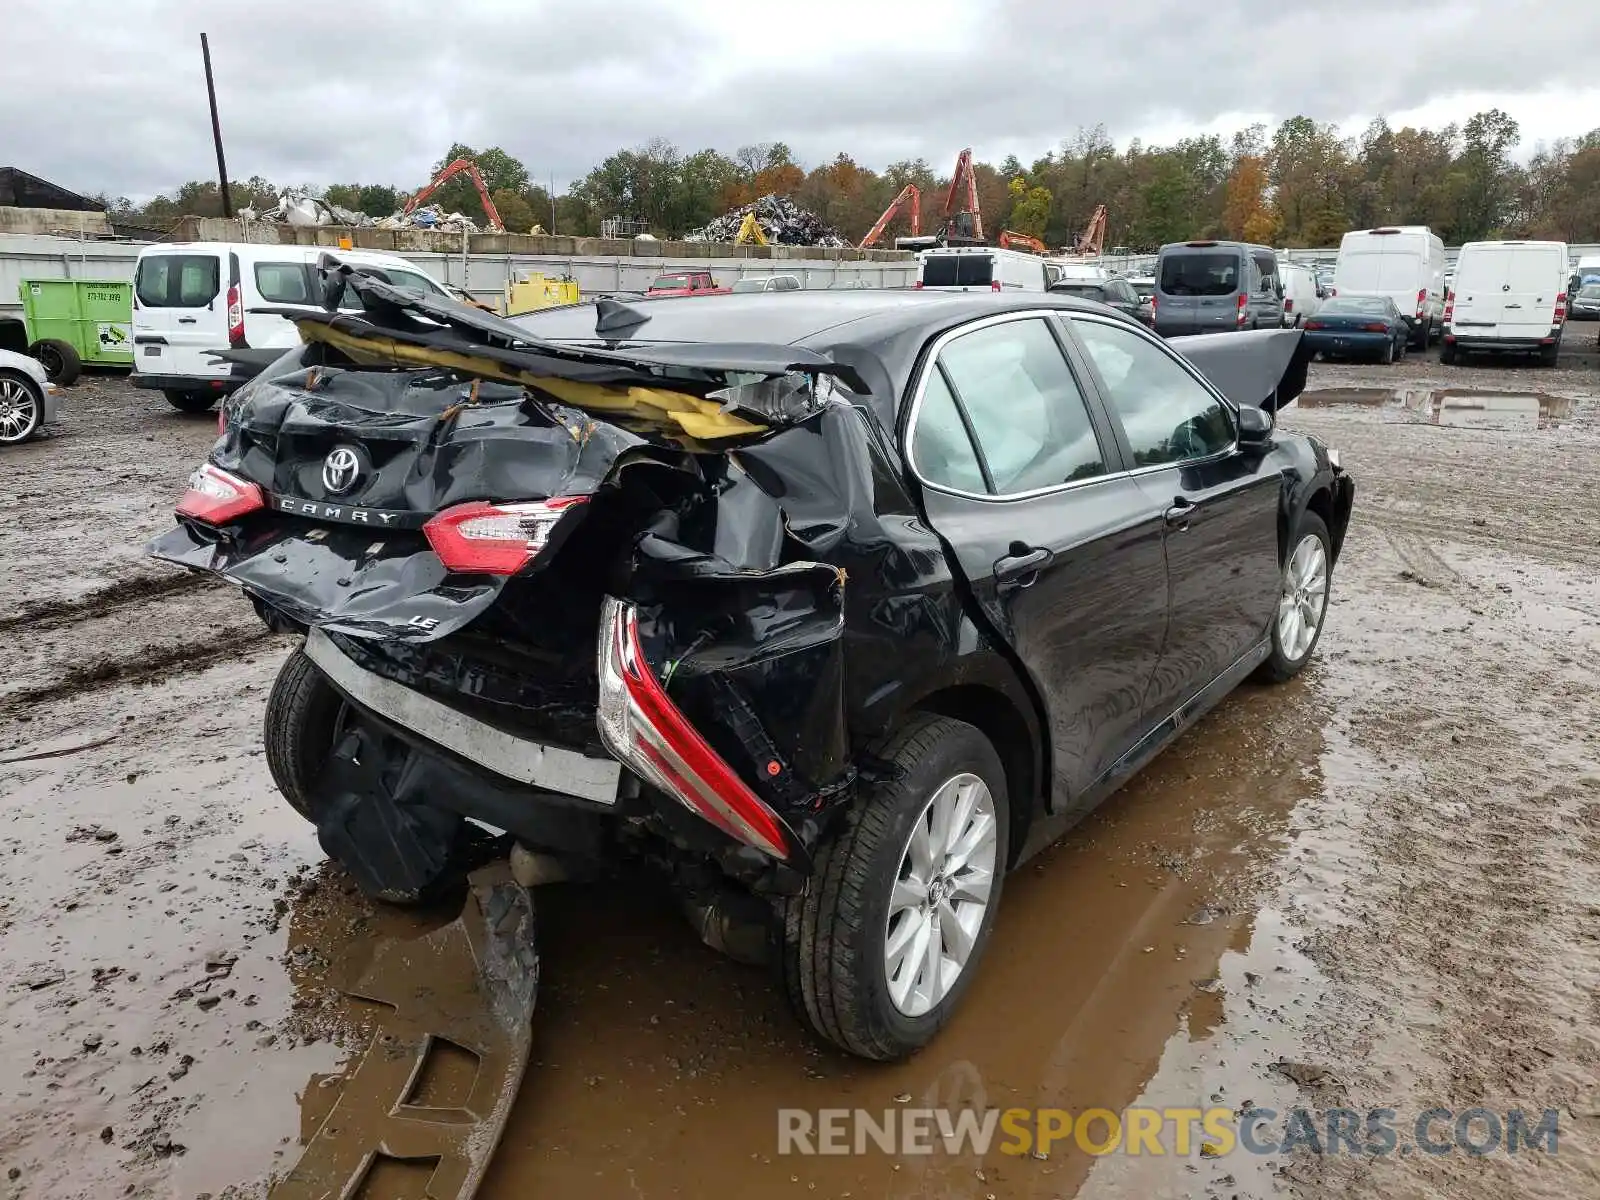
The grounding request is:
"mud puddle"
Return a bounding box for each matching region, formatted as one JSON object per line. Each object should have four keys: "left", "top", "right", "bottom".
{"left": 1297, "top": 385, "right": 1580, "bottom": 428}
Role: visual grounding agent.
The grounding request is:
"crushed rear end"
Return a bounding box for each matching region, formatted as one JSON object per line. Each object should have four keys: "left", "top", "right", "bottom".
{"left": 149, "top": 260, "right": 871, "bottom": 917}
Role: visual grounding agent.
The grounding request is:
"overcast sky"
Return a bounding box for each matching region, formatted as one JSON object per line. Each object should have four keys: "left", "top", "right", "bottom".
{"left": 6, "top": 0, "right": 1595, "bottom": 202}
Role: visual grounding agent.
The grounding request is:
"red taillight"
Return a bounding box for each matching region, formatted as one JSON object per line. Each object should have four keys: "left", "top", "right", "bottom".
{"left": 991, "top": 280, "right": 1002, "bottom": 292}
{"left": 1304, "top": 320, "right": 1325, "bottom": 331}
{"left": 597, "top": 598, "right": 790, "bottom": 860}
{"left": 226, "top": 284, "right": 245, "bottom": 347}
{"left": 1284, "top": 298, "right": 1294, "bottom": 313}
{"left": 1443, "top": 295, "right": 1454, "bottom": 324}
{"left": 423, "top": 497, "right": 586, "bottom": 576}
{"left": 913, "top": 280, "right": 924, "bottom": 289}
{"left": 1328, "top": 287, "right": 1338, "bottom": 297}
{"left": 175, "top": 462, "right": 264, "bottom": 525}
{"left": 1416, "top": 287, "right": 1427, "bottom": 317}
{"left": 1236, "top": 293, "right": 1247, "bottom": 324}
{"left": 1554, "top": 291, "right": 1566, "bottom": 324}
{"left": 1361, "top": 322, "right": 1388, "bottom": 333}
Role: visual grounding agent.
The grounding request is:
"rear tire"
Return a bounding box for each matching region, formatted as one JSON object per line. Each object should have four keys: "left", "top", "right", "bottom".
{"left": 781, "top": 714, "right": 1010, "bottom": 1061}
{"left": 29, "top": 338, "right": 81, "bottom": 386}
{"left": 264, "top": 648, "right": 345, "bottom": 821}
{"left": 1440, "top": 342, "right": 1457, "bottom": 365}
{"left": 163, "top": 389, "right": 216, "bottom": 413}
{"left": 1256, "top": 512, "right": 1333, "bottom": 684}
{"left": 1538, "top": 343, "right": 1559, "bottom": 367}
{"left": 1380, "top": 338, "right": 1395, "bottom": 365}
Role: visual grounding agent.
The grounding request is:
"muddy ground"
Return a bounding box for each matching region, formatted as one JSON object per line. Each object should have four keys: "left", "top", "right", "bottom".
{"left": 2, "top": 349, "right": 1598, "bottom": 1200}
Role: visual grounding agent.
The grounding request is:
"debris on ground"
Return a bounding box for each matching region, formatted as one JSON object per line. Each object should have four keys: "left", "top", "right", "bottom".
{"left": 684, "top": 194, "right": 848, "bottom": 246}
{"left": 375, "top": 205, "right": 479, "bottom": 233}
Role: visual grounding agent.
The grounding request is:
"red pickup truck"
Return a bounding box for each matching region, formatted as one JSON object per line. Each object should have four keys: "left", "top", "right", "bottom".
{"left": 645, "top": 271, "right": 729, "bottom": 297}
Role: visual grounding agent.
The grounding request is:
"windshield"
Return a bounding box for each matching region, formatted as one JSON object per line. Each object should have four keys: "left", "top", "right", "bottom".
{"left": 1127, "top": 280, "right": 1155, "bottom": 299}
{"left": 1159, "top": 252, "right": 1240, "bottom": 296}
{"left": 921, "top": 255, "right": 994, "bottom": 287}
{"left": 730, "top": 279, "right": 768, "bottom": 293}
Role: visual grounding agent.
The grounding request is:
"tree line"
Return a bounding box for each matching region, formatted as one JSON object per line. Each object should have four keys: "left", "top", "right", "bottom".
{"left": 99, "top": 112, "right": 1600, "bottom": 249}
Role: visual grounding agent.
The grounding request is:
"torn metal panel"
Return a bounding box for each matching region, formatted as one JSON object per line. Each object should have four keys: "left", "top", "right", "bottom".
{"left": 269, "top": 865, "right": 536, "bottom": 1200}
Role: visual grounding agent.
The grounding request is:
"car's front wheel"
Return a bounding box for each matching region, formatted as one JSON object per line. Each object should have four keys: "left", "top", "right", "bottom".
{"left": 163, "top": 389, "right": 217, "bottom": 413}
{"left": 782, "top": 714, "right": 1009, "bottom": 1061}
{"left": 0, "top": 371, "right": 42, "bottom": 444}
{"left": 1257, "top": 512, "right": 1332, "bottom": 683}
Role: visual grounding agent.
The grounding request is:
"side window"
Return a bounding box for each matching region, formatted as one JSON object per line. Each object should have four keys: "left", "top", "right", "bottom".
{"left": 136, "top": 254, "right": 220, "bottom": 308}
{"left": 1252, "top": 252, "right": 1278, "bottom": 292}
{"left": 933, "top": 318, "right": 1107, "bottom": 494}
{"left": 1072, "top": 319, "right": 1236, "bottom": 466}
{"left": 381, "top": 268, "right": 445, "bottom": 296}
{"left": 254, "top": 262, "right": 311, "bottom": 303}
{"left": 910, "top": 369, "right": 987, "bottom": 494}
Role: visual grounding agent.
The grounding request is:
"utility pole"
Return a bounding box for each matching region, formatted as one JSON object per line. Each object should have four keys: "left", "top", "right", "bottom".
{"left": 549, "top": 172, "right": 556, "bottom": 235}
{"left": 200, "top": 33, "right": 232, "bottom": 218}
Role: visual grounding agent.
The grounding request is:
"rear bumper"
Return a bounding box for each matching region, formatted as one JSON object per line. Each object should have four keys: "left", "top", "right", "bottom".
{"left": 40, "top": 384, "right": 64, "bottom": 427}
{"left": 1303, "top": 331, "right": 1391, "bottom": 354}
{"left": 130, "top": 371, "right": 246, "bottom": 395}
{"left": 1443, "top": 332, "right": 1560, "bottom": 351}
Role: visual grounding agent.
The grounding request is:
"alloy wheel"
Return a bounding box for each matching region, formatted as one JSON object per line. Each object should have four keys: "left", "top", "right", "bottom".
{"left": 884, "top": 772, "right": 999, "bottom": 1018}
{"left": 0, "top": 378, "right": 39, "bottom": 444}
{"left": 1277, "top": 533, "right": 1329, "bottom": 661}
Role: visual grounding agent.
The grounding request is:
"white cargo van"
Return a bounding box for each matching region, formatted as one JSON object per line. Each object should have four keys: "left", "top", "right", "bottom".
{"left": 1331, "top": 226, "right": 1446, "bottom": 348}
{"left": 1441, "top": 240, "right": 1569, "bottom": 366}
{"left": 1278, "top": 261, "right": 1323, "bottom": 327}
{"left": 130, "top": 243, "right": 450, "bottom": 412}
{"left": 916, "top": 246, "right": 1067, "bottom": 292}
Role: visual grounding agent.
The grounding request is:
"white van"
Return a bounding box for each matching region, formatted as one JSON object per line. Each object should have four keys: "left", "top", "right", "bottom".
{"left": 917, "top": 246, "right": 1069, "bottom": 292}
{"left": 1278, "top": 261, "right": 1324, "bottom": 327}
{"left": 1331, "top": 226, "right": 1446, "bottom": 348}
{"left": 130, "top": 243, "right": 450, "bottom": 411}
{"left": 1442, "top": 240, "right": 1569, "bottom": 366}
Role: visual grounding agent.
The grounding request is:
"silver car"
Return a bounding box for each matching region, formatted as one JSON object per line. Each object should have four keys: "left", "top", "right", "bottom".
{"left": 0, "top": 347, "right": 63, "bottom": 445}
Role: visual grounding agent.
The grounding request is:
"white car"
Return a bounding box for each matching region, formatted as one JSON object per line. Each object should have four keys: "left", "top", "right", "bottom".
{"left": 730, "top": 275, "right": 803, "bottom": 293}
{"left": 1278, "top": 262, "right": 1324, "bottom": 327}
{"left": 0, "top": 347, "right": 62, "bottom": 445}
{"left": 130, "top": 242, "right": 451, "bottom": 413}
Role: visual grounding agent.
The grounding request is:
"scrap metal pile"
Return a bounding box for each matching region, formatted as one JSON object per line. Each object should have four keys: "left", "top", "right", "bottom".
{"left": 240, "top": 191, "right": 481, "bottom": 233}
{"left": 684, "top": 194, "right": 848, "bottom": 247}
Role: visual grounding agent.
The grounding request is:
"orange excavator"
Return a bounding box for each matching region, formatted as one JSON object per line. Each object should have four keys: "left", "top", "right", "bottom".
{"left": 859, "top": 147, "right": 986, "bottom": 250}
{"left": 997, "top": 230, "right": 1047, "bottom": 254}
{"left": 858, "top": 184, "right": 920, "bottom": 249}
{"left": 1065, "top": 204, "right": 1107, "bottom": 257}
{"left": 402, "top": 158, "right": 506, "bottom": 232}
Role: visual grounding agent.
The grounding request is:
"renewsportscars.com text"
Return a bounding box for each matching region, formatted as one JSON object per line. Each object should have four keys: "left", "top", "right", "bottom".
{"left": 777, "top": 1106, "right": 1560, "bottom": 1158}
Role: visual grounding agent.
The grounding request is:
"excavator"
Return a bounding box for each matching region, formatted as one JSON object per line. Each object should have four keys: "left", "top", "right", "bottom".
{"left": 1062, "top": 204, "right": 1107, "bottom": 257}
{"left": 997, "top": 230, "right": 1047, "bottom": 254}
{"left": 402, "top": 158, "right": 507, "bottom": 232}
{"left": 859, "top": 147, "right": 986, "bottom": 250}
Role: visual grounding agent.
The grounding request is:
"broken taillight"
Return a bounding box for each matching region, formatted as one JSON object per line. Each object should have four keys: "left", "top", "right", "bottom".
{"left": 596, "top": 597, "right": 791, "bottom": 861}
{"left": 176, "top": 462, "right": 265, "bottom": 524}
{"left": 423, "top": 497, "right": 586, "bottom": 575}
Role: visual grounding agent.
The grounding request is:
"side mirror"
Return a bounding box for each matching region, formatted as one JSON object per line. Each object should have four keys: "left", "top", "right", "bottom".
{"left": 1237, "top": 404, "right": 1274, "bottom": 447}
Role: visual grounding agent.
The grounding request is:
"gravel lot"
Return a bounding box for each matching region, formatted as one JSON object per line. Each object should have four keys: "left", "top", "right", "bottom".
{"left": 1, "top": 350, "right": 1596, "bottom": 1199}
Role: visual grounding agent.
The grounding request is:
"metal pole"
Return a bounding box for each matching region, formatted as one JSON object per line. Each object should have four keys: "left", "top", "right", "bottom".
{"left": 200, "top": 33, "right": 232, "bottom": 218}
{"left": 549, "top": 173, "right": 556, "bottom": 235}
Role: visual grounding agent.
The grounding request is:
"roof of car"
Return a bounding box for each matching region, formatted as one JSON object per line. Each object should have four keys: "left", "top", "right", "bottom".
{"left": 513, "top": 289, "right": 1104, "bottom": 348}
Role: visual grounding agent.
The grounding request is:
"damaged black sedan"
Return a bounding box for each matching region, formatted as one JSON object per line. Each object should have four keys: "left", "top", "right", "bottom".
{"left": 149, "top": 259, "right": 1353, "bottom": 1061}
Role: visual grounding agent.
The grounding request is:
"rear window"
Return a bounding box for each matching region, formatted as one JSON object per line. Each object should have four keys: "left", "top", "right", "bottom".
{"left": 1321, "top": 297, "right": 1388, "bottom": 315}
{"left": 1050, "top": 283, "right": 1104, "bottom": 300}
{"left": 254, "top": 262, "right": 312, "bottom": 304}
{"left": 731, "top": 279, "right": 768, "bottom": 293}
{"left": 135, "top": 254, "right": 220, "bottom": 308}
{"left": 652, "top": 274, "right": 693, "bottom": 289}
{"left": 922, "top": 255, "right": 994, "bottom": 287}
{"left": 1579, "top": 284, "right": 1600, "bottom": 299}
{"left": 1159, "top": 252, "right": 1240, "bottom": 296}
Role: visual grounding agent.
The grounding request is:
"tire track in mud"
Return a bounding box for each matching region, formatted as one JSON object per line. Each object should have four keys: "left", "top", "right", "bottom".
{"left": 0, "top": 570, "right": 216, "bottom": 635}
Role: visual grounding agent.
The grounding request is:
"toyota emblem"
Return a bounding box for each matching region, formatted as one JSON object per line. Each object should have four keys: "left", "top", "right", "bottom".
{"left": 321, "top": 447, "right": 362, "bottom": 494}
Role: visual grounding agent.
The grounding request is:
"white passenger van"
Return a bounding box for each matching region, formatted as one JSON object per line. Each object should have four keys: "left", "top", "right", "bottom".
{"left": 1442, "top": 240, "right": 1570, "bottom": 366}
{"left": 130, "top": 243, "right": 450, "bottom": 411}
{"left": 1331, "top": 226, "right": 1446, "bottom": 348}
{"left": 916, "top": 246, "right": 1095, "bottom": 292}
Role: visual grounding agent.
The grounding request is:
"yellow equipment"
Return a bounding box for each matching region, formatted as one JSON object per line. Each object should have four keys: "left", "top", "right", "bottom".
{"left": 734, "top": 212, "right": 769, "bottom": 247}
{"left": 502, "top": 272, "right": 580, "bottom": 316}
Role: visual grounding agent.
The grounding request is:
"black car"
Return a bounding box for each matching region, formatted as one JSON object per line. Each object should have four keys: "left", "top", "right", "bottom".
{"left": 1048, "top": 276, "right": 1153, "bottom": 326}
{"left": 1569, "top": 282, "right": 1600, "bottom": 321}
{"left": 1302, "top": 294, "right": 1410, "bottom": 363}
{"left": 150, "top": 265, "right": 1353, "bottom": 1061}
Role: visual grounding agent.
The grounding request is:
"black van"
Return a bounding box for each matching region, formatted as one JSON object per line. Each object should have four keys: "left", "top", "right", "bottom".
{"left": 1153, "top": 241, "right": 1282, "bottom": 336}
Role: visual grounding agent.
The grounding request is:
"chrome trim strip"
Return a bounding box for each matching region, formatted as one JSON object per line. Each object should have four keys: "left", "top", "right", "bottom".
{"left": 304, "top": 627, "right": 620, "bottom": 805}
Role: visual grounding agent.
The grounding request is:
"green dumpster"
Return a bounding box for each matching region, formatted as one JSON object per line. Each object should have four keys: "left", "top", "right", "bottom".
{"left": 19, "top": 278, "right": 134, "bottom": 384}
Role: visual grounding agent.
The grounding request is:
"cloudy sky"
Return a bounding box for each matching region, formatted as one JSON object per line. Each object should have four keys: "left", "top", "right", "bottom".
{"left": 6, "top": 0, "right": 1594, "bottom": 201}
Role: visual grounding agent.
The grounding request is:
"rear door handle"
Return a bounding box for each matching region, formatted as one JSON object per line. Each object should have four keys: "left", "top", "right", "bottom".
{"left": 1164, "top": 499, "right": 1197, "bottom": 530}
{"left": 178, "top": 317, "right": 198, "bottom": 324}
{"left": 995, "top": 546, "right": 1053, "bottom": 584}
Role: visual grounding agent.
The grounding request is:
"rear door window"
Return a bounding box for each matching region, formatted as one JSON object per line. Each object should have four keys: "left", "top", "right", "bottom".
{"left": 1159, "top": 252, "right": 1240, "bottom": 296}
{"left": 135, "top": 254, "right": 221, "bottom": 308}
{"left": 253, "top": 262, "right": 313, "bottom": 304}
{"left": 918, "top": 318, "right": 1107, "bottom": 495}
{"left": 922, "top": 255, "right": 994, "bottom": 287}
